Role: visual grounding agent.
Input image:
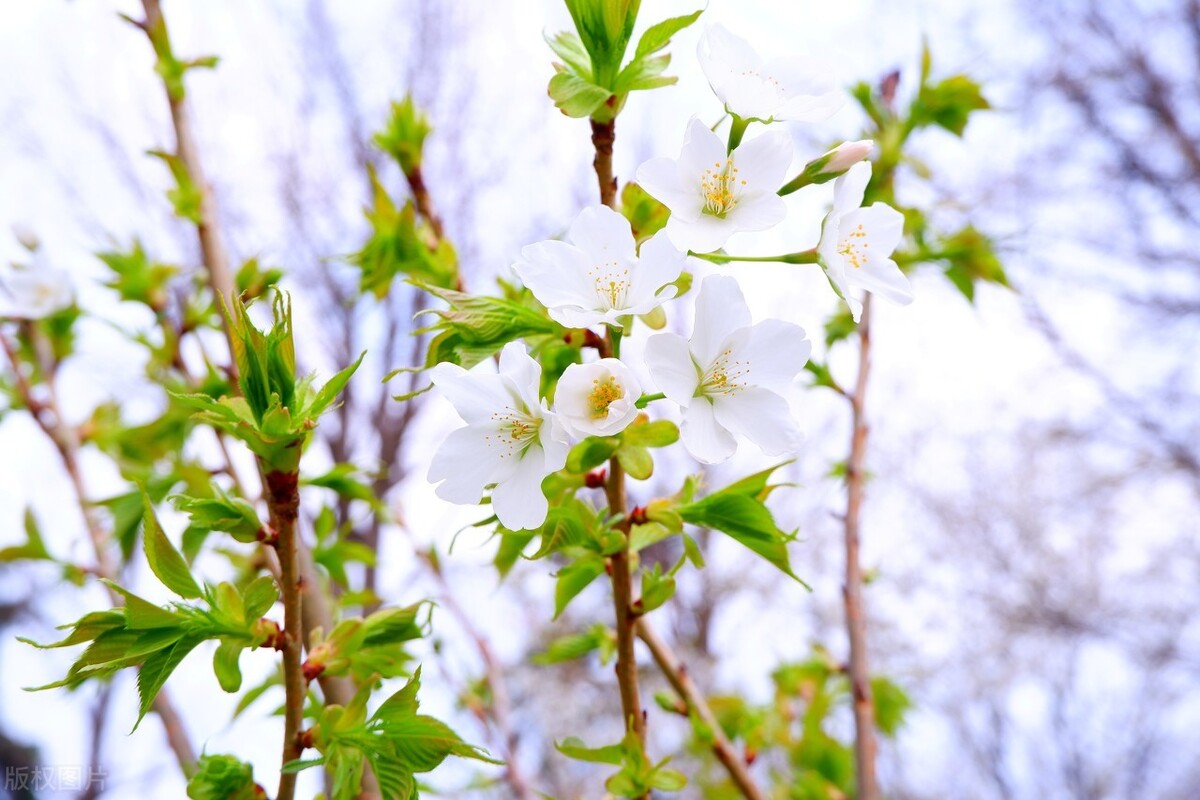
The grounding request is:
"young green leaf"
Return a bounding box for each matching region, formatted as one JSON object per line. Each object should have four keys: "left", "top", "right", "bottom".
{"left": 142, "top": 494, "right": 202, "bottom": 599}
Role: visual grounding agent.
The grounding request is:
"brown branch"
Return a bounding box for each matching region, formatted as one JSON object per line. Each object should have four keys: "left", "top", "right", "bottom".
{"left": 1, "top": 329, "right": 198, "bottom": 777}
{"left": 131, "top": 5, "right": 381, "bottom": 796}
{"left": 635, "top": 619, "right": 765, "bottom": 800}
{"left": 590, "top": 119, "right": 618, "bottom": 208}
{"left": 843, "top": 294, "right": 878, "bottom": 800}
{"left": 264, "top": 469, "right": 305, "bottom": 800}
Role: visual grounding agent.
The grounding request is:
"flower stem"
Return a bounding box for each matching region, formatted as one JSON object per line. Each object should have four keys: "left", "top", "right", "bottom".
{"left": 265, "top": 468, "right": 306, "bottom": 800}
{"left": 590, "top": 118, "right": 618, "bottom": 207}
{"left": 635, "top": 392, "right": 665, "bottom": 409}
{"left": 727, "top": 115, "right": 750, "bottom": 152}
{"left": 689, "top": 249, "right": 820, "bottom": 265}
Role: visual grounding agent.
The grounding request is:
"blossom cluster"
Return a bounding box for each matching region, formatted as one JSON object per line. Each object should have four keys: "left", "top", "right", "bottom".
{"left": 429, "top": 25, "right": 913, "bottom": 531}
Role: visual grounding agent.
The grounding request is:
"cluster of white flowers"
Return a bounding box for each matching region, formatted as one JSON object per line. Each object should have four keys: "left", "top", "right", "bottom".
{"left": 428, "top": 25, "right": 914, "bottom": 530}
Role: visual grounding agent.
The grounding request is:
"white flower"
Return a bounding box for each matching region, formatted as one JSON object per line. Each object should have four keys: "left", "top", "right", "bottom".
{"left": 428, "top": 342, "right": 570, "bottom": 531}
{"left": 513, "top": 205, "right": 686, "bottom": 330}
{"left": 817, "top": 162, "right": 912, "bottom": 322}
{"left": 637, "top": 119, "right": 792, "bottom": 253}
{"left": 554, "top": 358, "right": 642, "bottom": 439}
{"left": 697, "top": 24, "right": 844, "bottom": 123}
{"left": 644, "top": 274, "right": 810, "bottom": 464}
{"left": 1, "top": 267, "right": 73, "bottom": 319}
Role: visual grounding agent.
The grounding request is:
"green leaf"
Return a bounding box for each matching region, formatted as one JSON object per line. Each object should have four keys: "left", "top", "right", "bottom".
{"left": 549, "top": 69, "right": 614, "bottom": 118}
{"left": 556, "top": 736, "right": 625, "bottom": 765}
{"left": 105, "top": 581, "right": 188, "bottom": 630}
{"left": 546, "top": 30, "right": 594, "bottom": 78}
{"left": 306, "top": 351, "right": 366, "bottom": 418}
{"left": 911, "top": 74, "right": 989, "bottom": 136}
{"left": 213, "top": 640, "right": 244, "bottom": 693}
{"left": 566, "top": 436, "right": 621, "bottom": 473}
{"left": 494, "top": 528, "right": 537, "bottom": 577}
{"left": 554, "top": 554, "right": 606, "bottom": 619}
{"left": 172, "top": 491, "right": 264, "bottom": 545}
{"left": 871, "top": 676, "right": 912, "bottom": 736}
{"left": 533, "top": 625, "right": 611, "bottom": 665}
{"left": 628, "top": 521, "right": 673, "bottom": 552}
{"left": 135, "top": 634, "right": 204, "bottom": 730}
{"left": 0, "top": 509, "right": 51, "bottom": 562}
{"left": 633, "top": 9, "right": 702, "bottom": 58}
{"left": 616, "top": 443, "right": 653, "bottom": 480}
{"left": 186, "top": 754, "right": 261, "bottom": 800}
{"left": 561, "top": 0, "right": 641, "bottom": 86}
{"left": 639, "top": 565, "right": 675, "bottom": 613}
{"left": 372, "top": 94, "right": 432, "bottom": 175}
{"left": 142, "top": 494, "right": 202, "bottom": 599}
{"left": 242, "top": 576, "right": 279, "bottom": 620}
{"left": 622, "top": 419, "right": 678, "bottom": 448}
{"left": 620, "top": 182, "right": 670, "bottom": 244}
{"left": 613, "top": 53, "right": 675, "bottom": 95}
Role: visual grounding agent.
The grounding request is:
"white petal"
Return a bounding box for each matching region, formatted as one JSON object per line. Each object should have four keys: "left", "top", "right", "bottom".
{"left": 727, "top": 192, "right": 787, "bottom": 233}
{"left": 767, "top": 55, "right": 845, "bottom": 122}
{"left": 725, "top": 318, "right": 811, "bottom": 388}
{"left": 833, "top": 162, "right": 871, "bottom": 214}
{"left": 555, "top": 359, "right": 642, "bottom": 438}
{"left": 712, "top": 388, "right": 802, "bottom": 456}
{"left": 678, "top": 119, "right": 730, "bottom": 186}
{"left": 681, "top": 400, "right": 737, "bottom": 464}
{"left": 630, "top": 229, "right": 686, "bottom": 302}
{"left": 644, "top": 332, "right": 699, "bottom": 406}
{"left": 430, "top": 363, "right": 513, "bottom": 425}
{"left": 514, "top": 240, "right": 594, "bottom": 310}
{"left": 850, "top": 202, "right": 905, "bottom": 254}
{"left": 491, "top": 446, "right": 551, "bottom": 531}
{"left": 665, "top": 214, "right": 734, "bottom": 254}
{"left": 569, "top": 205, "right": 637, "bottom": 262}
{"left": 856, "top": 258, "right": 914, "bottom": 306}
{"left": 498, "top": 341, "right": 543, "bottom": 405}
{"left": 817, "top": 211, "right": 843, "bottom": 272}
{"left": 692, "top": 274, "right": 751, "bottom": 367}
{"left": 541, "top": 415, "right": 571, "bottom": 472}
{"left": 731, "top": 129, "right": 792, "bottom": 193}
{"left": 699, "top": 24, "right": 762, "bottom": 77}
{"left": 636, "top": 157, "right": 700, "bottom": 222}
{"left": 429, "top": 425, "right": 504, "bottom": 505}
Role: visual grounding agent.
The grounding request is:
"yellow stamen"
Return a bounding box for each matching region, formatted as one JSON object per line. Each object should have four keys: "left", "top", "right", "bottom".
{"left": 837, "top": 223, "right": 870, "bottom": 269}
{"left": 588, "top": 376, "right": 625, "bottom": 419}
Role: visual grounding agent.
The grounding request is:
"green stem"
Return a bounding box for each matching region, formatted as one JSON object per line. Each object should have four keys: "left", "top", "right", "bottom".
{"left": 635, "top": 392, "right": 665, "bottom": 409}
{"left": 690, "top": 249, "right": 820, "bottom": 265}
{"left": 727, "top": 115, "right": 750, "bottom": 152}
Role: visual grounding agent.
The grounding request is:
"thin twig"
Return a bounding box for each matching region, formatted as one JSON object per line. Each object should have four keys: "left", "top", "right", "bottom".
{"left": 843, "top": 294, "right": 879, "bottom": 800}
{"left": 131, "top": 5, "right": 380, "bottom": 795}
{"left": 1, "top": 330, "right": 198, "bottom": 777}
{"left": 635, "top": 619, "right": 765, "bottom": 800}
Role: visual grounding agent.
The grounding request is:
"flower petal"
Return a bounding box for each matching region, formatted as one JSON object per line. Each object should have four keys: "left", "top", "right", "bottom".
{"left": 665, "top": 214, "right": 733, "bottom": 253}
{"left": 682, "top": 400, "right": 737, "bottom": 464}
{"left": 429, "top": 425, "right": 504, "bottom": 505}
{"left": 692, "top": 274, "right": 752, "bottom": 367}
{"left": 833, "top": 162, "right": 871, "bottom": 214}
{"left": 727, "top": 192, "right": 787, "bottom": 233}
{"left": 767, "top": 55, "right": 845, "bottom": 122}
{"left": 569, "top": 205, "right": 637, "bottom": 262}
{"left": 678, "top": 118, "right": 730, "bottom": 188}
{"left": 644, "top": 331, "right": 699, "bottom": 405}
{"left": 725, "top": 318, "right": 811, "bottom": 388}
{"left": 491, "top": 446, "right": 551, "bottom": 531}
{"left": 712, "top": 388, "right": 802, "bottom": 456}
{"left": 636, "top": 157, "right": 700, "bottom": 222}
{"left": 430, "top": 363, "right": 514, "bottom": 424}
{"left": 514, "top": 239, "right": 594, "bottom": 310}
{"left": 498, "top": 341, "right": 543, "bottom": 405}
{"left": 630, "top": 229, "right": 686, "bottom": 302}
{"left": 731, "top": 129, "right": 792, "bottom": 193}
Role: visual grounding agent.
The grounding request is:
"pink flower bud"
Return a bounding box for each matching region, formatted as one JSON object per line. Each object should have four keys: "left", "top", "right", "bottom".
{"left": 822, "top": 140, "right": 874, "bottom": 175}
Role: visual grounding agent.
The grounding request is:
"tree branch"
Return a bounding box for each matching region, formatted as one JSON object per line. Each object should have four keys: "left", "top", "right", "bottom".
{"left": 635, "top": 619, "right": 764, "bottom": 800}
{"left": 843, "top": 294, "right": 879, "bottom": 800}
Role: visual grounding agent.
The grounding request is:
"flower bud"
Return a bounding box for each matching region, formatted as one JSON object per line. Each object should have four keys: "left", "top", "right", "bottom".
{"left": 779, "top": 139, "right": 875, "bottom": 196}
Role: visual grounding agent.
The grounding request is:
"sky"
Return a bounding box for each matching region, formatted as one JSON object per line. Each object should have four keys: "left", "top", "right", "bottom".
{"left": 2, "top": 0, "right": 1188, "bottom": 798}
